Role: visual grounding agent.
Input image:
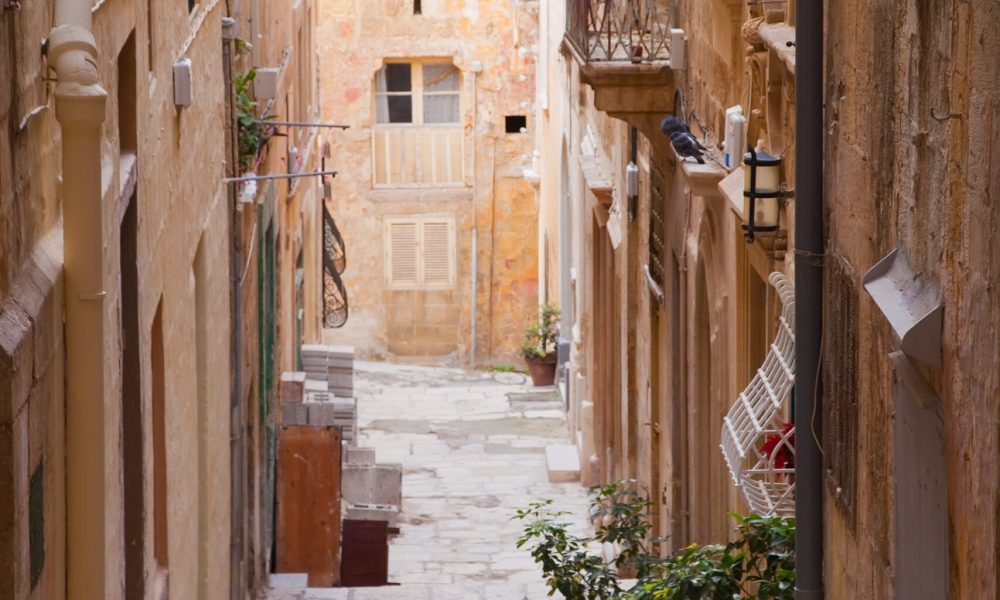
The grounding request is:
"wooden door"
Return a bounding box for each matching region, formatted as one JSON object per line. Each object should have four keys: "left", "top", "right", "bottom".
{"left": 276, "top": 425, "right": 342, "bottom": 586}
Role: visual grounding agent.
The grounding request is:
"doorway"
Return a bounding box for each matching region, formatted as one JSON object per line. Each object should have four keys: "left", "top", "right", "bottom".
{"left": 120, "top": 192, "right": 144, "bottom": 599}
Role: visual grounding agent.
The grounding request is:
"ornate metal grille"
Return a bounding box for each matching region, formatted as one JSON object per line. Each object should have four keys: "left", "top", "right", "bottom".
{"left": 323, "top": 202, "right": 348, "bottom": 328}
{"left": 566, "top": 0, "right": 671, "bottom": 62}
{"left": 648, "top": 163, "right": 667, "bottom": 287}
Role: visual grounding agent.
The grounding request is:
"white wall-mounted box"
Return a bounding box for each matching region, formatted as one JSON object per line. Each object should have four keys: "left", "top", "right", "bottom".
{"left": 670, "top": 29, "right": 686, "bottom": 70}
{"left": 254, "top": 67, "right": 280, "bottom": 101}
{"left": 173, "top": 58, "right": 193, "bottom": 107}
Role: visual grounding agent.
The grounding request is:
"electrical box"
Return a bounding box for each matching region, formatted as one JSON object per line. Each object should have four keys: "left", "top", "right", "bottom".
{"left": 255, "top": 67, "right": 280, "bottom": 101}
{"left": 626, "top": 162, "right": 639, "bottom": 197}
{"left": 669, "top": 29, "right": 686, "bottom": 70}
{"left": 724, "top": 106, "right": 746, "bottom": 169}
{"left": 173, "top": 58, "right": 193, "bottom": 107}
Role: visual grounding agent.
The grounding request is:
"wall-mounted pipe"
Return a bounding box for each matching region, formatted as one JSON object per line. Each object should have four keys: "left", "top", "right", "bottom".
{"left": 48, "top": 1, "right": 110, "bottom": 598}
{"left": 793, "top": 0, "right": 824, "bottom": 597}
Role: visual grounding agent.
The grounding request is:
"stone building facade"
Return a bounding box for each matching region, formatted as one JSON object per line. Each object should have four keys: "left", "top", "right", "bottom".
{"left": 0, "top": 0, "right": 322, "bottom": 598}
{"left": 537, "top": 0, "right": 794, "bottom": 549}
{"left": 536, "top": 0, "right": 1000, "bottom": 597}
{"left": 316, "top": 0, "right": 541, "bottom": 365}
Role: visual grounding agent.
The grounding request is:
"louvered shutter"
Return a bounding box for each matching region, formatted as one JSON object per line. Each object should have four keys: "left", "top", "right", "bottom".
{"left": 387, "top": 220, "right": 418, "bottom": 287}
{"left": 422, "top": 220, "right": 453, "bottom": 287}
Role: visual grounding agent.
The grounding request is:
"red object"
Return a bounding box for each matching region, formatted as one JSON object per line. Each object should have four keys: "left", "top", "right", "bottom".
{"left": 525, "top": 354, "right": 557, "bottom": 386}
{"left": 341, "top": 519, "right": 389, "bottom": 586}
{"left": 761, "top": 422, "right": 795, "bottom": 470}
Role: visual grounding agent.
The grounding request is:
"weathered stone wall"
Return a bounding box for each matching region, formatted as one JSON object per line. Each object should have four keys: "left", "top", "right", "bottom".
{"left": 540, "top": 0, "right": 799, "bottom": 554}
{"left": 316, "top": 0, "right": 540, "bottom": 366}
{"left": 824, "top": 0, "right": 1000, "bottom": 597}
{"left": 229, "top": 0, "right": 324, "bottom": 589}
{"left": 2, "top": 0, "right": 240, "bottom": 597}
{"left": 0, "top": 2, "right": 67, "bottom": 598}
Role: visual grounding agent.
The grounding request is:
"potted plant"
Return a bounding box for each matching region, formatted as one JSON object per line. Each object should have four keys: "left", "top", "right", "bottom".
{"left": 520, "top": 303, "right": 560, "bottom": 386}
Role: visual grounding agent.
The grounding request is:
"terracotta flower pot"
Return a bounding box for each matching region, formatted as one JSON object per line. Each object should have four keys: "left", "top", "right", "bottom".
{"left": 525, "top": 354, "right": 557, "bottom": 387}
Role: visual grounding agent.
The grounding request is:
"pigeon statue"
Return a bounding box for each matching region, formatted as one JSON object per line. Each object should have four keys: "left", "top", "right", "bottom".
{"left": 670, "top": 131, "right": 705, "bottom": 164}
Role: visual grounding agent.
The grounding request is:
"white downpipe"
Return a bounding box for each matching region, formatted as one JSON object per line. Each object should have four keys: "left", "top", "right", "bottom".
{"left": 48, "top": 1, "right": 110, "bottom": 598}
{"left": 471, "top": 228, "right": 478, "bottom": 366}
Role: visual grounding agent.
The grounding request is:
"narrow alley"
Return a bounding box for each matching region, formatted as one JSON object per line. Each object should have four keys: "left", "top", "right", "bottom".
{"left": 266, "top": 362, "right": 591, "bottom": 599}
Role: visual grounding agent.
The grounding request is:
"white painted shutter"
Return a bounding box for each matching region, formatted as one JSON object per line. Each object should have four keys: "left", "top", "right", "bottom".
{"left": 388, "top": 221, "right": 418, "bottom": 287}
{"left": 422, "top": 220, "right": 453, "bottom": 287}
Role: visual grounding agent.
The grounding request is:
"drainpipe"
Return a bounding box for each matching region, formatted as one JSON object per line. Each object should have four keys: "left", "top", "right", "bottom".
{"left": 48, "top": 3, "right": 109, "bottom": 599}
{"left": 470, "top": 65, "right": 480, "bottom": 367}
{"left": 222, "top": 16, "right": 246, "bottom": 600}
{"left": 794, "top": 0, "right": 824, "bottom": 598}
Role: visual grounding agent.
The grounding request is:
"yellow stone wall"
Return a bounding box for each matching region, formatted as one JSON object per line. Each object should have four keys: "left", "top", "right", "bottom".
{"left": 317, "top": 0, "right": 540, "bottom": 365}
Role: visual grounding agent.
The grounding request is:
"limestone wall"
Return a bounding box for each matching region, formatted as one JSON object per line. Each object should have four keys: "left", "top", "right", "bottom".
{"left": 824, "top": 0, "right": 1000, "bottom": 597}
{"left": 539, "top": 0, "right": 798, "bottom": 555}
{"left": 316, "top": 0, "right": 540, "bottom": 365}
{"left": 0, "top": 2, "right": 67, "bottom": 597}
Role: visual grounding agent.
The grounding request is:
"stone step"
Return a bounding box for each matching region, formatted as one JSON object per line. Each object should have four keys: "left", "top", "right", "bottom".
{"left": 545, "top": 444, "right": 580, "bottom": 483}
{"left": 267, "top": 573, "right": 309, "bottom": 588}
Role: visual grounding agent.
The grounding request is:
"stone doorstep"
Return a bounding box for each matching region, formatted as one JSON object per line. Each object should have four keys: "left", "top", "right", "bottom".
{"left": 545, "top": 444, "right": 581, "bottom": 483}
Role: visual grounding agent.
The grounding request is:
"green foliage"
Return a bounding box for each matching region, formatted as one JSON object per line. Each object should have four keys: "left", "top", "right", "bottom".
{"left": 487, "top": 363, "right": 520, "bottom": 373}
{"left": 234, "top": 37, "right": 252, "bottom": 57}
{"left": 515, "top": 483, "right": 796, "bottom": 600}
{"left": 520, "top": 302, "right": 560, "bottom": 359}
{"left": 234, "top": 69, "right": 272, "bottom": 173}
{"left": 515, "top": 500, "right": 622, "bottom": 599}
{"left": 589, "top": 481, "right": 656, "bottom": 577}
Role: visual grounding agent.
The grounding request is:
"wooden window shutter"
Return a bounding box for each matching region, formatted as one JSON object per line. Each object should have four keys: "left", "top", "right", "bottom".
{"left": 421, "top": 219, "right": 453, "bottom": 287}
{"left": 387, "top": 220, "right": 418, "bottom": 287}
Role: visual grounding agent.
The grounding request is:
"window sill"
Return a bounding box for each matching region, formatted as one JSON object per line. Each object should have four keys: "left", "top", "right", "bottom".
{"left": 371, "top": 187, "right": 472, "bottom": 202}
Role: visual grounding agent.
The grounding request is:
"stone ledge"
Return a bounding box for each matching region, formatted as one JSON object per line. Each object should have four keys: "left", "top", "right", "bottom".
{"left": 545, "top": 444, "right": 581, "bottom": 483}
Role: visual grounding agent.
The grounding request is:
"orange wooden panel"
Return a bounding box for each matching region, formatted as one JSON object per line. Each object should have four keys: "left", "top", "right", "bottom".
{"left": 276, "top": 425, "right": 342, "bottom": 586}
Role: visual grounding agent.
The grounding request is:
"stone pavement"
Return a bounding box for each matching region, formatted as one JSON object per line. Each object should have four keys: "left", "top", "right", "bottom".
{"left": 264, "top": 361, "right": 592, "bottom": 600}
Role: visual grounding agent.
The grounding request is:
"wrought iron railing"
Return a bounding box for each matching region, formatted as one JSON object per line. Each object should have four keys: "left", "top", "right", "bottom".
{"left": 323, "top": 202, "right": 348, "bottom": 328}
{"left": 566, "top": 0, "right": 671, "bottom": 63}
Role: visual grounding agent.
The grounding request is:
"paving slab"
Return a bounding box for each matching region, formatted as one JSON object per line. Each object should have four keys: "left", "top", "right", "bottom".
{"left": 263, "top": 361, "right": 591, "bottom": 600}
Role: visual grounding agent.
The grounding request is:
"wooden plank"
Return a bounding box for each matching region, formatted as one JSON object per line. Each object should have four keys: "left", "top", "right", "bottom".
{"left": 276, "top": 425, "right": 342, "bottom": 587}
{"left": 341, "top": 519, "right": 389, "bottom": 587}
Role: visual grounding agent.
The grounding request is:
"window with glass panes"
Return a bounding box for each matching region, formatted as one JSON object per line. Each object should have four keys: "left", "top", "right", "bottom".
{"left": 376, "top": 62, "right": 460, "bottom": 124}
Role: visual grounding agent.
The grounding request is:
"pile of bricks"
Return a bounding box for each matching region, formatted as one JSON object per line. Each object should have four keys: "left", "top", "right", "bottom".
{"left": 301, "top": 344, "right": 354, "bottom": 398}
{"left": 342, "top": 446, "right": 402, "bottom": 529}
{"left": 285, "top": 345, "right": 358, "bottom": 445}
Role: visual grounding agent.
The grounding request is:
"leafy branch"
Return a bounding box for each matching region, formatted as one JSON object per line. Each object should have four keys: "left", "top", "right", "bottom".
{"left": 515, "top": 482, "right": 796, "bottom": 599}
{"left": 234, "top": 69, "right": 273, "bottom": 173}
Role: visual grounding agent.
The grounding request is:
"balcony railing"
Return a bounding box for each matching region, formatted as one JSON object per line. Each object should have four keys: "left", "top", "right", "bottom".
{"left": 566, "top": 0, "right": 671, "bottom": 63}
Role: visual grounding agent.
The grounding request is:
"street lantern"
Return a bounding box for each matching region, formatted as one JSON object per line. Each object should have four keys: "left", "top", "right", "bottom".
{"left": 742, "top": 147, "right": 783, "bottom": 242}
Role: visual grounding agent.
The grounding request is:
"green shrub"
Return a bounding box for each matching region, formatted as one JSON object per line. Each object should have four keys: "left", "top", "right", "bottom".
{"left": 515, "top": 482, "right": 795, "bottom": 599}
{"left": 234, "top": 69, "right": 273, "bottom": 173}
{"left": 520, "top": 303, "right": 560, "bottom": 359}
